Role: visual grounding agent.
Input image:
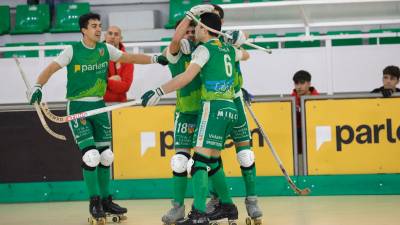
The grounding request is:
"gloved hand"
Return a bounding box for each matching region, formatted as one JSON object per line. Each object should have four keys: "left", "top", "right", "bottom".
{"left": 152, "top": 55, "right": 169, "bottom": 66}
{"left": 141, "top": 87, "right": 165, "bottom": 107}
{"left": 27, "top": 84, "right": 42, "bottom": 105}
{"left": 180, "top": 39, "right": 194, "bottom": 55}
{"left": 241, "top": 88, "right": 254, "bottom": 104}
{"left": 381, "top": 89, "right": 394, "bottom": 98}
{"left": 224, "top": 30, "right": 247, "bottom": 47}
{"left": 186, "top": 4, "right": 214, "bottom": 19}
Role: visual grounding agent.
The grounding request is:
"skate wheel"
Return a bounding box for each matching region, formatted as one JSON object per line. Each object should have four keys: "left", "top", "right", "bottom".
{"left": 112, "top": 216, "right": 119, "bottom": 223}
{"left": 254, "top": 218, "right": 262, "bottom": 225}
{"left": 245, "top": 217, "right": 252, "bottom": 225}
{"left": 210, "top": 222, "right": 219, "bottom": 225}
{"left": 229, "top": 221, "right": 238, "bottom": 225}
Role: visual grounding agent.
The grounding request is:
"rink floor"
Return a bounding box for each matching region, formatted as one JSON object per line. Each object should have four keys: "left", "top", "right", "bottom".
{"left": 0, "top": 195, "right": 399, "bottom": 225}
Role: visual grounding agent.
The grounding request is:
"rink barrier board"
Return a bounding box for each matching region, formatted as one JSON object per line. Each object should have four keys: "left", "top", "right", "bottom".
{"left": 1, "top": 174, "right": 400, "bottom": 203}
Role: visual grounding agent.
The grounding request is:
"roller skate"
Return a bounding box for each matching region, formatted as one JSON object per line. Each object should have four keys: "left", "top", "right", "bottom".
{"left": 88, "top": 196, "right": 106, "bottom": 225}
{"left": 162, "top": 200, "right": 185, "bottom": 225}
{"left": 244, "top": 196, "right": 263, "bottom": 225}
{"left": 207, "top": 203, "right": 238, "bottom": 225}
{"left": 176, "top": 207, "right": 209, "bottom": 225}
{"left": 102, "top": 195, "right": 128, "bottom": 223}
{"left": 206, "top": 195, "right": 220, "bottom": 214}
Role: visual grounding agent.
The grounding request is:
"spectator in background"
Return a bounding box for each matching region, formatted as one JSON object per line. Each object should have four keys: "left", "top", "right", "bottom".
{"left": 291, "top": 70, "right": 319, "bottom": 154}
{"left": 371, "top": 65, "right": 400, "bottom": 98}
{"left": 103, "top": 25, "right": 134, "bottom": 102}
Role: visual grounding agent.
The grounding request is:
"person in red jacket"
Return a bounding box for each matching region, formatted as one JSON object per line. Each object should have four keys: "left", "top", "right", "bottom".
{"left": 104, "top": 26, "right": 134, "bottom": 102}
{"left": 290, "top": 70, "right": 319, "bottom": 154}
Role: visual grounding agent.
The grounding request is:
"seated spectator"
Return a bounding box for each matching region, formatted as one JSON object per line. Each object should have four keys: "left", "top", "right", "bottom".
{"left": 371, "top": 65, "right": 400, "bottom": 98}
{"left": 103, "top": 25, "right": 134, "bottom": 102}
{"left": 291, "top": 70, "right": 319, "bottom": 154}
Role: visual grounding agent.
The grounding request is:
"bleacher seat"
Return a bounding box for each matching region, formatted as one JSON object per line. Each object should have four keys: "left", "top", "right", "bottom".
{"left": 50, "top": 2, "right": 90, "bottom": 33}
{"left": 368, "top": 28, "right": 400, "bottom": 45}
{"left": 0, "top": 5, "right": 10, "bottom": 35}
{"left": 4, "top": 42, "right": 39, "bottom": 58}
{"left": 210, "top": 0, "right": 244, "bottom": 4}
{"left": 11, "top": 4, "right": 50, "bottom": 34}
{"left": 327, "top": 30, "right": 363, "bottom": 46}
{"left": 165, "top": 0, "right": 202, "bottom": 29}
{"left": 244, "top": 33, "right": 278, "bottom": 50}
{"left": 44, "top": 41, "right": 76, "bottom": 57}
{"left": 284, "top": 32, "right": 321, "bottom": 48}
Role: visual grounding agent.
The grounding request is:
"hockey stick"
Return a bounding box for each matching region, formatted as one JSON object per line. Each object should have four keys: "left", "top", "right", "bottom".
{"left": 187, "top": 14, "right": 272, "bottom": 54}
{"left": 244, "top": 100, "right": 310, "bottom": 195}
{"left": 14, "top": 58, "right": 66, "bottom": 141}
{"left": 40, "top": 99, "right": 141, "bottom": 123}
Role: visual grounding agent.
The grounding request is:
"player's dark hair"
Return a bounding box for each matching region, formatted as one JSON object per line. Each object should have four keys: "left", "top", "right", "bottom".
{"left": 200, "top": 12, "right": 221, "bottom": 37}
{"left": 79, "top": 13, "right": 101, "bottom": 33}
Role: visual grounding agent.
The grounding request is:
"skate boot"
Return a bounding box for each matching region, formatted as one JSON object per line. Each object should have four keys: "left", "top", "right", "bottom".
{"left": 206, "top": 195, "right": 220, "bottom": 214}
{"left": 88, "top": 196, "right": 106, "bottom": 225}
{"left": 207, "top": 203, "right": 238, "bottom": 225}
{"left": 244, "top": 196, "right": 263, "bottom": 225}
{"left": 162, "top": 200, "right": 185, "bottom": 225}
{"left": 176, "top": 207, "right": 209, "bottom": 225}
{"left": 102, "top": 195, "right": 128, "bottom": 223}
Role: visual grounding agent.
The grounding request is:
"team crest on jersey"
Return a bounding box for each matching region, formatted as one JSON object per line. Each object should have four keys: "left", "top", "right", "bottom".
{"left": 80, "top": 118, "right": 87, "bottom": 125}
{"left": 99, "top": 48, "right": 104, "bottom": 56}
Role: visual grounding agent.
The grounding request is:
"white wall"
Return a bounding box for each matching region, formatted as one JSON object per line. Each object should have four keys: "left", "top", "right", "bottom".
{"left": 1, "top": 45, "right": 399, "bottom": 104}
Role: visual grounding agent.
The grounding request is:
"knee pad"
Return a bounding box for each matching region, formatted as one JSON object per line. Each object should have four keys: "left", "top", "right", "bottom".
{"left": 188, "top": 153, "right": 211, "bottom": 176}
{"left": 100, "top": 148, "right": 114, "bottom": 167}
{"left": 82, "top": 149, "right": 101, "bottom": 168}
{"left": 171, "top": 152, "right": 190, "bottom": 175}
{"left": 236, "top": 149, "right": 255, "bottom": 169}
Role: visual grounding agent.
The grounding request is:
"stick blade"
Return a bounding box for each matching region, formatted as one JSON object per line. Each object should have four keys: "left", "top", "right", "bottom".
{"left": 297, "top": 188, "right": 311, "bottom": 196}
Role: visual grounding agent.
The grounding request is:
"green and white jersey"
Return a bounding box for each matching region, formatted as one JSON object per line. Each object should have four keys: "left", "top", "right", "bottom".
{"left": 54, "top": 40, "right": 123, "bottom": 100}
{"left": 166, "top": 45, "right": 202, "bottom": 114}
{"left": 219, "top": 36, "right": 243, "bottom": 93}
{"left": 191, "top": 38, "right": 243, "bottom": 101}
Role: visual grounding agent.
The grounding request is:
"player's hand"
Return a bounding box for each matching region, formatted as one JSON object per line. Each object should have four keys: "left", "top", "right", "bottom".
{"left": 241, "top": 88, "right": 254, "bottom": 104}
{"left": 152, "top": 55, "right": 169, "bottom": 66}
{"left": 180, "top": 39, "right": 194, "bottom": 55}
{"left": 27, "top": 84, "right": 42, "bottom": 105}
{"left": 141, "top": 87, "right": 165, "bottom": 107}
{"left": 381, "top": 89, "right": 393, "bottom": 98}
{"left": 186, "top": 4, "right": 214, "bottom": 19}
{"left": 224, "top": 30, "right": 247, "bottom": 47}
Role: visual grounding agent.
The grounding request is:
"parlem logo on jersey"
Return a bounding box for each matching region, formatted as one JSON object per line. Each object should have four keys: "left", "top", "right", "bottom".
{"left": 73, "top": 61, "right": 108, "bottom": 73}
{"left": 315, "top": 119, "right": 400, "bottom": 151}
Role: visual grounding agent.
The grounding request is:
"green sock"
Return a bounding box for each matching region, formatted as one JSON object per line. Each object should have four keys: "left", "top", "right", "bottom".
{"left": 173, "top": 175, "right": 187, "bottom": 206}
{"left": 209, "top": 159, "right": 232, "bottom": 204}
{"left": 83, "top": 168, "right": 100, "bottom": 197}
{"left": 97, "top": 166, "right": 111, "bottom": 198}
{"left": 236, "top": 145, "right": 257, "bottom": 197}
{"left": 241, "top": 166, "right": 256, "bottom": 196}
{"left": 192, "top": 160, "right": 209, "bottom": 213}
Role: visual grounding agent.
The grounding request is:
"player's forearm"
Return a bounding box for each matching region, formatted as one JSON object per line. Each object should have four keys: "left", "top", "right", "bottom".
{"left": 120, "top": 53, "right": 152, "bottom": 64}
{"left": 161, "top": 72, "right": 192, "bottom": 94}
{"left": 36, "top": 62, "right": 61, "bottom": 86}
{"left": 170, "top": 18, "right": 191, "bottom": 54}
